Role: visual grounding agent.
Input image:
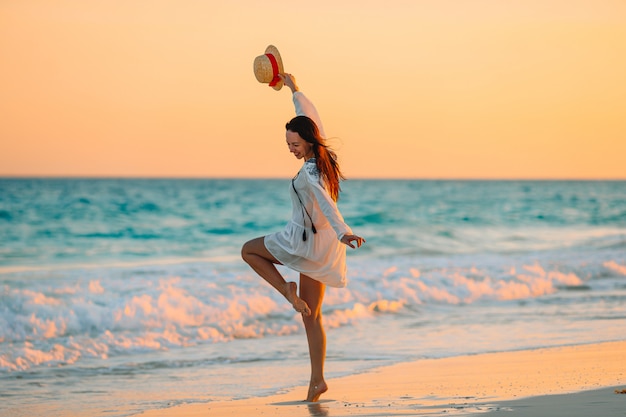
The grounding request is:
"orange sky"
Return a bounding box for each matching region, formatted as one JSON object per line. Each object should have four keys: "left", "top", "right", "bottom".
{"left": 1, "top": 0, "right": 625, "bottom": 179}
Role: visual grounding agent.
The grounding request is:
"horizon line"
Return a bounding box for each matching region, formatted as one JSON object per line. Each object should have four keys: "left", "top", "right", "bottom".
{"left": 1, "top": 175, "right": 625, "bottom": 182}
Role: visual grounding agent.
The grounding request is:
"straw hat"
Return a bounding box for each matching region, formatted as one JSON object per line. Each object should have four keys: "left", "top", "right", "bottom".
{"left": 253, "top": 45, "right": 284, "bottom": 91}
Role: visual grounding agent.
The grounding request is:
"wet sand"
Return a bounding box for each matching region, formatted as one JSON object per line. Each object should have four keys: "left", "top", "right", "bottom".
{"left": 138, "top": 340, "right": 626, "bottom": 416}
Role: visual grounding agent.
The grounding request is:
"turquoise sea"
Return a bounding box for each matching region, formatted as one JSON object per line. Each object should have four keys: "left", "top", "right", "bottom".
{"left": 1, "top": 178, "right": 625, "bottom": 416}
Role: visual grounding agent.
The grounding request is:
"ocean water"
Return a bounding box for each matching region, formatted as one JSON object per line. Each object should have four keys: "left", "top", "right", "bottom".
{"left": 1, "top": 178, "right": 625, "bottom": 416}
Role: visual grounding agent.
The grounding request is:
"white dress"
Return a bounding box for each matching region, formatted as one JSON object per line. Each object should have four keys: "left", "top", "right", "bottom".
{"left": 264, "top": 92, "right": 353, "bottom": 287}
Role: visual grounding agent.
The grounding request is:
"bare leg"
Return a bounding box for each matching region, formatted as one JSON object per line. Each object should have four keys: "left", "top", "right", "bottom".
{"left": 241, "top": 237, "right": 311, "bottom": 316}
{"left": 299, "top": 274, "right": 328, "bottom": 402}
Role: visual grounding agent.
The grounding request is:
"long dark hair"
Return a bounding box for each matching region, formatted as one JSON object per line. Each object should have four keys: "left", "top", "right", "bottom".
{"left": 285, "top": 115, "right": 345, "bottom": 201}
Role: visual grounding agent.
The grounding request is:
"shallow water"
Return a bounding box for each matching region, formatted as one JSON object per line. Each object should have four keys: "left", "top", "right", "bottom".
{"left": 1, "top": 179, "right": 625, "bottom": 416}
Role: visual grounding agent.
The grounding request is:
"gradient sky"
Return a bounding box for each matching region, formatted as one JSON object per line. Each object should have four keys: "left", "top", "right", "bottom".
{"left": 1, "top": 0, "right": 625, "bottom": 179}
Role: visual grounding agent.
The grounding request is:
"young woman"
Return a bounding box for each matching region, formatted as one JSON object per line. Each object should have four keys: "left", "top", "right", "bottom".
{"left": 241, "top": 73, "right": 365, "bottom": 402}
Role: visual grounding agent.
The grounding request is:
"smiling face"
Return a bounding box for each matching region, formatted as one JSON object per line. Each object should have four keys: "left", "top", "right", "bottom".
{"left": 286, "top": 130, "right": 313, "bottom": 160}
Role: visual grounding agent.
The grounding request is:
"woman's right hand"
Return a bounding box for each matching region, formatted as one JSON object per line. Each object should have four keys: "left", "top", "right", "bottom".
{"left": 280, "top": 73, "right": 299, "bottom": 93}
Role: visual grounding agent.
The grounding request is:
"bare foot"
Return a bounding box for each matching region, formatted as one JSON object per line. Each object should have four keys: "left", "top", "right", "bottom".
{"left": 306, "top": 380, "right": 328, "bottom": 402}
{"left": 284, "top": 282, "right": 311, "bottom": 316}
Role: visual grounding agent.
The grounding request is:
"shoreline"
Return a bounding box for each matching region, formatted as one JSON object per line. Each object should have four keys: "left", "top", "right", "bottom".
{"left": 137, "top": 340, "right": 626, "bottom": 416}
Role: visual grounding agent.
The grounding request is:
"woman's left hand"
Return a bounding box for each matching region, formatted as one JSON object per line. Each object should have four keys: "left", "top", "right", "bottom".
{"left": 341, "top": 234, "right": 365, "bottom": 249}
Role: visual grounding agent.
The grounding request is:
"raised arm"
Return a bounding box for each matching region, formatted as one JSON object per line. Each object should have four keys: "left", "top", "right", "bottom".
{"left": 279, "top": 73, "right": 326, "bottom": 138}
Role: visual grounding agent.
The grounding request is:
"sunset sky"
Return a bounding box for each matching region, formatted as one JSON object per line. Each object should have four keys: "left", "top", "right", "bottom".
{"left": 1, "top": 0, "right": 625, "bottom": 179}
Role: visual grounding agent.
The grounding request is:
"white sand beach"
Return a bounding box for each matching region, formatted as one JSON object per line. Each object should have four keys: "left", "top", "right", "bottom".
{"left": 138, "top": 340, "right": 626, "bottom": 416}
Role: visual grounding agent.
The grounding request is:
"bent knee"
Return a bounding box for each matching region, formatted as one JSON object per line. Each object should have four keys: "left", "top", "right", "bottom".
{"left": 241, "top": 237, "right": 264, "bottom": 261}
{"left": 241, "top": 241, "right": 252, "bottom": 262}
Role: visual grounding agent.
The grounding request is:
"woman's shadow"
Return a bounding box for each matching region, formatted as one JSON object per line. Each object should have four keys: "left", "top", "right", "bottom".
{"left": 307, "top": 401, "right": 330, "bottom": 416}
{"left": 271, "top": 400, "right": 331, "bottom": 416}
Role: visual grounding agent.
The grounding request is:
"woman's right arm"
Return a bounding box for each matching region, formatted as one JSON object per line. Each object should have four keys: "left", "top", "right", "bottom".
{"left": 280, "top": 73, "right": 326, "bottom": 137}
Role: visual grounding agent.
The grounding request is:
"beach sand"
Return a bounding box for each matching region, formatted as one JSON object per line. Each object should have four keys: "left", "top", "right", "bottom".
{"left": 139, "top": 341, "right": 626, "bottom": 416}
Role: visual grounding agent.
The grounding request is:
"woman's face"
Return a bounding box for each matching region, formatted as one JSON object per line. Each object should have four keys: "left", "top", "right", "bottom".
{"left": 286, "top": 130, "right": 313, "bottom": 160}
